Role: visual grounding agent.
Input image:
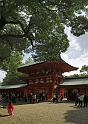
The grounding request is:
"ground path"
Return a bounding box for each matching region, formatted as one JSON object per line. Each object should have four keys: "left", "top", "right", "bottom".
{"left": 0, "top": 102, "right": 88, "bottom": 124}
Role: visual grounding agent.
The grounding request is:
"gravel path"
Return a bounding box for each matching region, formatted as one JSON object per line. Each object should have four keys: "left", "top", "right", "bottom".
{"left": 0, "top": 102, "right": 88, "bottom": 124}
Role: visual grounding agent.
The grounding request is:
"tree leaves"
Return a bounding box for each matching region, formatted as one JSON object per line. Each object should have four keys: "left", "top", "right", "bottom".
{"left": 80, "top": 65, "right": 88, "bottom": 74}
{"left": 32, "top": 23, "right": 69, "bottom": 61}
{"left": 0, "top": 0, "right": 88, "bottom": 62}
{"left": 2, "top": 51, "right": 24, "bottom": 85}
{"left": 70, "top": 16, "right": 88, "bottom": 36}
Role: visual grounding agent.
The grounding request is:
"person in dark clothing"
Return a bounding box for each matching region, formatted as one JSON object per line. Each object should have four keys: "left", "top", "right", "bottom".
{"left": 75, "top": 93, "right": 79, "bottom": 106}
{"left": 53, "top": 94, "right": 58, "bottom": 103}
{"left": 84, "top": 94, "right": 88, "bottom": 107}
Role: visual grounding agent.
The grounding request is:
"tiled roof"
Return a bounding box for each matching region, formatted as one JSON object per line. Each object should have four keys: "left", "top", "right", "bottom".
{"left": 18, "top": 60, "right": 78, "bottom": 74}
{"left": 60, "top": 78, "right": 88, "bottom": 86}
{"left": 0, "top": 84, "right": 27, "bottom": 89}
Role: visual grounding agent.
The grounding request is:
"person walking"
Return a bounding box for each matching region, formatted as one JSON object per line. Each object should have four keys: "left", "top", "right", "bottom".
{"left": 75, "top": 93, "right": 79, "bottom": 106}
{"left": 33, "top": 93, "right": 36, "bottom": 104}
{"left": 78, "top": 94, "right": 84, "bottom": 107}
{"left": 84, "top": 93, "right": 88, "bottom": 107}
{"left": 53, "top": 93, "right": 56, "bottom": 103}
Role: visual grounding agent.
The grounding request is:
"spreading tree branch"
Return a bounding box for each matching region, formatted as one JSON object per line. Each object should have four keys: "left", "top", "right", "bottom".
{"left": 7, "top": 20, "right": 26, "bottom": 33}
{"left": 0, "top": 15, "right": 35, "bottom": 47}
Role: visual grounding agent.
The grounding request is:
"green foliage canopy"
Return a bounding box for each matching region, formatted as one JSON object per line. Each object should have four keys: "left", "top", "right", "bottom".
{"left": 80, "top": 65, "right": 88, "bottom": 75}
{"left": 2, "top": 51, "right": 24, "bottom": 85}
{"left": 32, "top": 25, "right": 69, "bottom": 61}
{"left": 0, "top": 0, "right": 88, "bottom": 61}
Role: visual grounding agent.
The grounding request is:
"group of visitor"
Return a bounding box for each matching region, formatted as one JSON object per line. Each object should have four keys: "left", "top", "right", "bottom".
{"left": 75, "top": 93, "right": 88, "bottom": 107}
{"left": 0, "top": 91, "right": 48, "bottom": 106}
{"left": 24, "top": 92, "right": 48, "bottom": 104}
{"left": 0, "top": 91, "right": 47, "bottom": 116}
{"left": 53, "top": 93, "right": 63, "bottom": 103}
{"left": 0, "top": 92, "right": 22, "bottom": 106}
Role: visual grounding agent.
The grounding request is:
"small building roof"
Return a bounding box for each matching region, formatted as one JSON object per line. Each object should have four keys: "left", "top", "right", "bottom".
{"left": 60, "top": 77, "right": 88, "bottom": 86}
{"left": 18, "top": 59, "right": 78, "bottom": 74}
{"left": 0, "top": 84, "right": 27, "bottom": 90}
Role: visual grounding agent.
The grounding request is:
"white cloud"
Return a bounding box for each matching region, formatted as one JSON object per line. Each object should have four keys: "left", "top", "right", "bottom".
{"left": 0, "top": 70, "right": 6, "bottom": 83}
{"left": 62, "top": 27, "right": 88, "bottom": 76}
{"left": 65, "top": 26, "right": 81, "bottom": 51}
{"left": 63, "top": 27, "right": 88, "bottom": 66}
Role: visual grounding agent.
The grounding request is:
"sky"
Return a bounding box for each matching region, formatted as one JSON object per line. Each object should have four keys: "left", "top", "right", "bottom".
{"left": 62, "top": 26, "right": 88, "bottom": 76}
{"left": 0, "top": 27, "right": 88, "bottom": 82}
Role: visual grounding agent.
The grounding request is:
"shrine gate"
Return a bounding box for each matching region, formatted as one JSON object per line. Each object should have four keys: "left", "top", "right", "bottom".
{"left": 17, "top": 60, "right": 78, "bottom": 99}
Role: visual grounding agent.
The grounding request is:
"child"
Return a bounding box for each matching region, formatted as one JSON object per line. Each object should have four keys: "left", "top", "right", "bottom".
{"left": 7, "top": 101, "right": 14, "bottom": 115}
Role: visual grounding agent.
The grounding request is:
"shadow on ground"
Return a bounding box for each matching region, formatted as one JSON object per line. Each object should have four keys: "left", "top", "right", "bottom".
{"left": 0, "top": 114, "right": 9, "bottom": 117}
{"left": 64, "top": 107, "right": 88, "bottom": 124}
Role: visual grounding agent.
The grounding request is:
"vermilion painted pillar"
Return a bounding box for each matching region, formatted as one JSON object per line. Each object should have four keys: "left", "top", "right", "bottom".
{"left": 49, "top": 77, "right": 57, "bottom": 99}
{"left": 60, "top": 88, "right": 64, "bottom": 99}
{"left": 48, "top": 87, "right": 53, "bottom": 99}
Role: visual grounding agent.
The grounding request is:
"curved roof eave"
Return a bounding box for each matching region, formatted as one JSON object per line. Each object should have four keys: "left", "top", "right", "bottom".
{"left": 17, "top": 60, "right": 78, "bottom": 74}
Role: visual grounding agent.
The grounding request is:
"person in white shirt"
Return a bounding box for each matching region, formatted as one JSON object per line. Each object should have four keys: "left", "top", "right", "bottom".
{"left": 78, "top": 94, "right": 84, "bottom": 107}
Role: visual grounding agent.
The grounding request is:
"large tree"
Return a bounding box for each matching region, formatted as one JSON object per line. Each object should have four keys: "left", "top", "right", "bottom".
{"left": 0, "top": 0, "right": 88, "bottom": 61}
{"left": 2, "top": 51, "right": 24, "bottom": 85}
{"left": 80, "top": 65, "right": 88, "bottom": 75}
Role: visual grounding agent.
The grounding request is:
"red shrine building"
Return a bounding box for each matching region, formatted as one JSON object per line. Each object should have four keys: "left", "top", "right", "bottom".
{"left": 17, "top": 60, "right": 78, "bottom": 99}
{"left": 60, "top": 77, "right": 88, "bottom": 100}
